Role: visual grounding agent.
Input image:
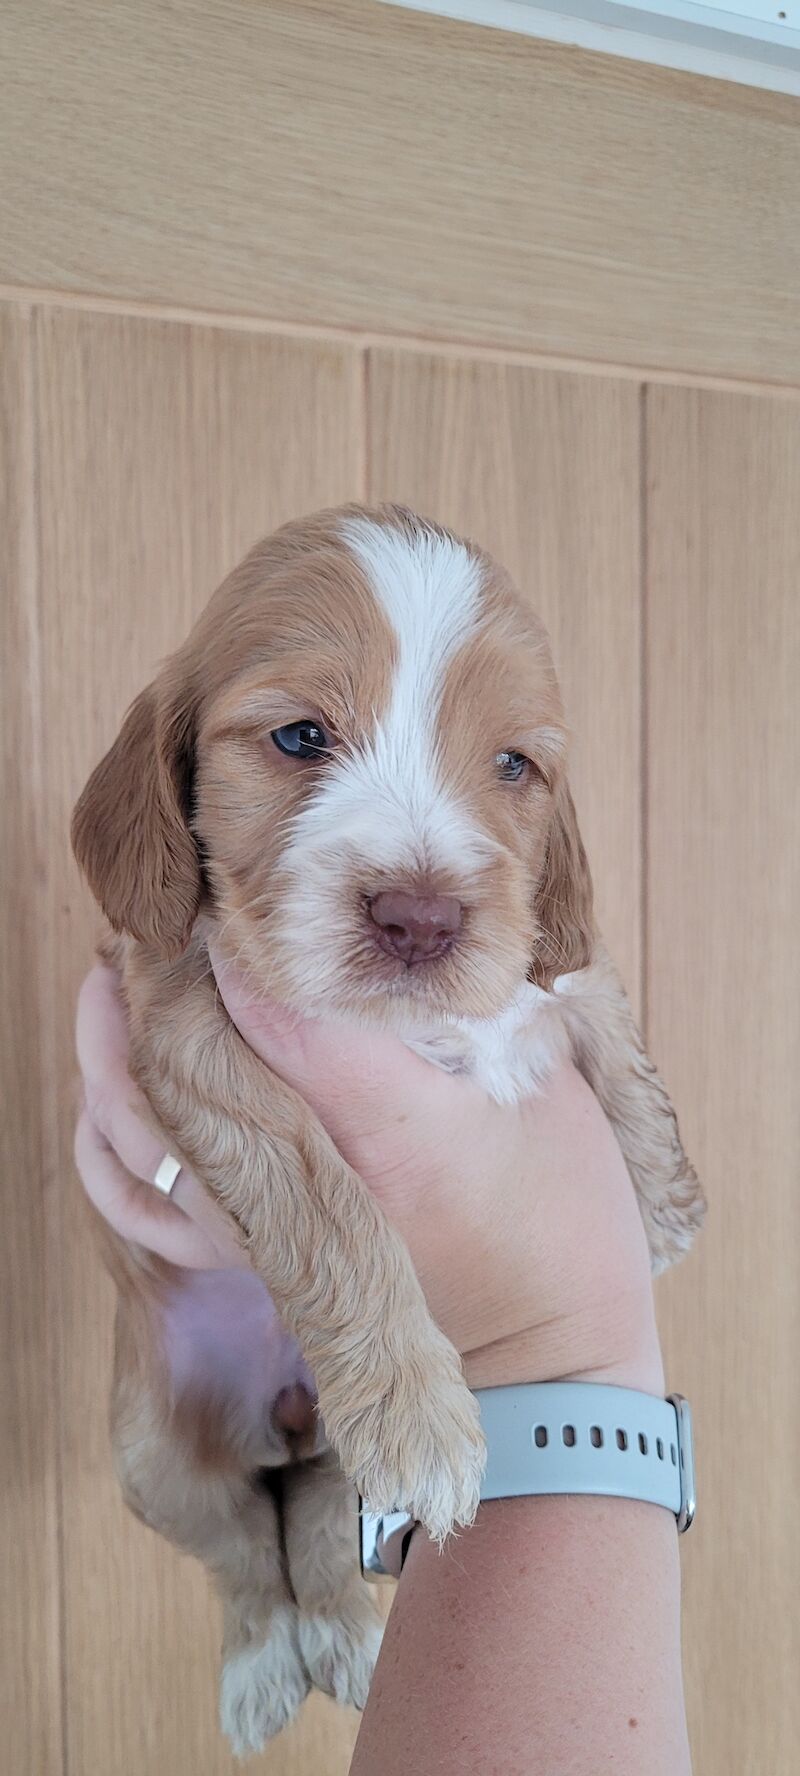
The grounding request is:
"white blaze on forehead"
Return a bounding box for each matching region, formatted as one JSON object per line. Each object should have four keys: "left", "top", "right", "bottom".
{"left": 340, "top": 515, "right": 483, "bottom": 721}
{"left": 305, "top": 514, "right": 490, "bottom": 874}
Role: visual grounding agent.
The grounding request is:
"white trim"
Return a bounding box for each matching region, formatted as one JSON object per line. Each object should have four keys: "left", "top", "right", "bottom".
{"left": 381, "top": 0, "right": 800, "bottom": 95}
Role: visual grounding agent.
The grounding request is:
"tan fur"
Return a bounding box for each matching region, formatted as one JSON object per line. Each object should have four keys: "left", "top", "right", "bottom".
{"left": 110, "top": 1321, "right": 311, "bottom": 1755}
{"left": 123, "top": 928, "right": 484, "bottom": 1540}
{"left": 553, "top": 948, "right": 705, "bottom": 1270}
{"left": 72, "top": 503, "right": 704, "bottom": 1752}
{"left": 529, "top": 780, "right": 595, "bottom": 987}
{"left": 73, "top": 685, "right": 200, "bottom": 958}
{"left": 281, "top": 1453, "right": 385, "bottom": 1709}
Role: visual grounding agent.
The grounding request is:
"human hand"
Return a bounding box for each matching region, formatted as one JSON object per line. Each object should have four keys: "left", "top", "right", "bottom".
{"left": 75, "top": 963, "right": 247, "bottom": 1270}
{"left": 75, "top": 959, "right": 664, "bottom": 1395}
{"left": 211, "top": 955, "right": 664, "bottom": 1396}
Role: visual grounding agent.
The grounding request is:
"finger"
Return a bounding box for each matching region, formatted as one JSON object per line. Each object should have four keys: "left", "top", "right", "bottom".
{"left": 209, "top": 946, "right": 468, "bottom": 1140}
{"left": 83, "top": 1063, "right": 165, "bottom": 1189}
{"left": 76, "top": 962, "right": 132, "bottom": 1074}
{"left": 77, "top": 965, "right": 249, "bottom": 1267}
{"left": 169, "top": 1159, "right": 252, "bottom": 1269}
{"left": 77, "top": 965, "right": 166, "bottom": 1180}
{"left": 75, "top": 1109, "right": 230, "bottom": 1269}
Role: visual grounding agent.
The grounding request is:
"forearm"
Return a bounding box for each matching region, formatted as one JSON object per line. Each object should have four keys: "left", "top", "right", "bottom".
{"left": 351, "top": 1494, "right": 690, "bottom": 1776}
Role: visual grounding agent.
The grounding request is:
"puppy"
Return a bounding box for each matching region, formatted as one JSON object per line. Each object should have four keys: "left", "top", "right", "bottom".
{"left": 72, "top": 503, "right": 704, "bottom": 1753}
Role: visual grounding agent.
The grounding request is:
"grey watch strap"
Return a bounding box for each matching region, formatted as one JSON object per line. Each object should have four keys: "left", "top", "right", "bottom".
{"left": 360, "top": 1383, "right": 695, "bottom": 1580}
{"left": 478, "top": 1383, "right": 693, "bottom": 1524}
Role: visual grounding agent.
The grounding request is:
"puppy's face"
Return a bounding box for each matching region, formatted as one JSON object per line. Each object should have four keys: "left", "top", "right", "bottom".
{"left": 73, "top": 506, "right": 594, "bottom": 1025}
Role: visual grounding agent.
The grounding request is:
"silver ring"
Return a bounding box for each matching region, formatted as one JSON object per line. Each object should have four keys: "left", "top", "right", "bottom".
{"left": 153, "top": 1153, "right": 182, "bottom": 1197}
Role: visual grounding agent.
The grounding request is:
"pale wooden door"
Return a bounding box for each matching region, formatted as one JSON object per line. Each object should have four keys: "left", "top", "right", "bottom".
{"left": 3, "top": 5, "right": 798, "bottom": 1773}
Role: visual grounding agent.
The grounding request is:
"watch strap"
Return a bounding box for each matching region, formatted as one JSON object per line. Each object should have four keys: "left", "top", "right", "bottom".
{"left": 477, "top": 1383, "right": 693, "bottom": 1525}
{"left": 360, "top": 1383, "right": 695, "bottom": 1581}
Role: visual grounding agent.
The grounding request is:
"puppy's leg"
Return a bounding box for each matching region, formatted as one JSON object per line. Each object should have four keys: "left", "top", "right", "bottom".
{"left": 133, "top": 993, "right": 484, "bottom": 1541}
{"left": 111, "top": 1312, "right": 309, "bottom": 1754}
{"left": 117, "top": 1423, "right": 309, "bottom": 1754}
{"left": 556, "top": 950, "right": 706, "bottom": 1272}
{"left": 215, "top": 1485, "right": 310, "bottom": 1758}
{"left": 281, "top": 1452, "right": 385, "bottom": 1710}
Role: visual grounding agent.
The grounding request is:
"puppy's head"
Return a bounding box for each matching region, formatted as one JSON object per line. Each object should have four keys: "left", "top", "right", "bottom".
{"left": 73, "top": 505, "right": 593, "bottom": 1024}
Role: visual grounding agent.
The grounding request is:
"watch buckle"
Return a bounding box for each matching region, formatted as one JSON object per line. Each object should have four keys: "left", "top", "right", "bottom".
{"left": 359, "top": 1502, "right": 415, "bottom": 1581}
{"left": 668, "top": 1393, "right": 696, "bottom": 1532}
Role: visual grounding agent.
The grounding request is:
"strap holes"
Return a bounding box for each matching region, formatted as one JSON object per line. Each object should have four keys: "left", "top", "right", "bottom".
{"left": 562, "top": 1424, "right": 576, "bottom": 1447}
{"left": 656, "top": 1438, "right": 664, "bottom": 1460}
{"left": 616, "top": 1429, "right": 628, "bottom": 1451}
{"left": 534, "top": 1425, "right": 548, "bottom": 1448}
{"left": 590, "top": 1425, "right": 603, "bottom": 1448}
{"left": 638, "top": 1433, "right": 648, "bottom": 1455}
{"left": 670, "top": 1443, "right": 677, "bottom": 1465}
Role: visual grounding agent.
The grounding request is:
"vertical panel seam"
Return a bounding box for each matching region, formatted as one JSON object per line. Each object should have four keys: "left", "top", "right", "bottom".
{"left": 639, "top": 381, "right": 650, "bottom": 1044}
{"left": 362, "top": 346, "right": 371, "bottom": 505}
{"left": 26, "top": 305, "right": 70, "bottom": 1776}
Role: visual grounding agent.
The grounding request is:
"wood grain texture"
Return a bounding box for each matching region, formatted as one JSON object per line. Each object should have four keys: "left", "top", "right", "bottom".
{"left": 0, "top": 307, "right": 64, "bottom": 1776}
{"left": 33, "top": 308, "right": 364, "bottom": 1776}
{"left": 1, "top": 0, "right": 799, "bottom": 384}
{"left": 647, "top": 387, "right": 800, "bottom": 1774}
{"left": 8, "top": 285, "right": 799, "bottom": 1776}
{"left": 368, "top": 349, "right": 643, "bottom": 1004}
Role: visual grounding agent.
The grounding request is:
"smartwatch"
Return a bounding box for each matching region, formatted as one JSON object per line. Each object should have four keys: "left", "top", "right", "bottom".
{"left": 360, "top": 1383, "right": 695, "bottom": 1581}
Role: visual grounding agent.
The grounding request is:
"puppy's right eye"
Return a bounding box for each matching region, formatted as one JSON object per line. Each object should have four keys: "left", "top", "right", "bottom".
{"left": 271, "top": 721, "right": 331, "bottom": 760}
{"left": 496, "top": 749, "right": 531, "bottom": 783}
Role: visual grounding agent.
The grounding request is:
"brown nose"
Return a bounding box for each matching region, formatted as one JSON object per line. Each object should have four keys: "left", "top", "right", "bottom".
{"left": 369, "top": 890, "right": 462, "bottom": 965}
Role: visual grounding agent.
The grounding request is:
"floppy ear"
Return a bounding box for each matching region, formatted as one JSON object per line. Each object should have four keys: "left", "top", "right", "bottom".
{"left": 530, "top": 781, "right": 595, "bottom": 987}
{"left": 71, "top": 681, "right": 201, "bottom": 957}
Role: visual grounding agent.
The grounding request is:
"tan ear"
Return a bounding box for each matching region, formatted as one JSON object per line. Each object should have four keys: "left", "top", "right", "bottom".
{"left": 71, "top": 683, "right": 201, "bottom": 956}
{"left": 530, "top": 781, "right": 595, "bottom": 987}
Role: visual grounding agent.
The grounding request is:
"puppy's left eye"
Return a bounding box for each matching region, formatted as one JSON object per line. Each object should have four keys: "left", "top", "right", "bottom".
{"left": 496, "top": 750, "right": 531, "bottom": 782}
{"left": 271, "top": 721, "right": 332, "bottom": 760}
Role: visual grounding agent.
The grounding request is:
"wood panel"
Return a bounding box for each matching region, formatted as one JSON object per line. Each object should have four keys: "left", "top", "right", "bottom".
{"left": 2, "top": 1, "right": 799, "bottom": 384}
{"left": 0, "top": 307, "right": 64, "bottom": 1776}
{"left": 647, "top": 387, "right": 800, "bottom": 1773}
{"left": 34, "top": 308, "right": 364, "bottom": 1776}
{"left": 368, "top": 349, "right": 643, "bottom": 1004}
{"left": 10, "top": 293, "right": 799, "bottom": 1776}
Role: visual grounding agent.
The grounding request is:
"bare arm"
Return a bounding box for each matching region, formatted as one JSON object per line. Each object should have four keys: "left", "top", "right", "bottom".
{"left": 354, "top": 1482, "right": 688, "bottom": 1776}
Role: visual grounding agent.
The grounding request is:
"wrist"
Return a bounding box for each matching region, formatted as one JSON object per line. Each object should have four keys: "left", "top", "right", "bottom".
{"left": 463, "top": 1293, "right": 665, "bottom": 1398}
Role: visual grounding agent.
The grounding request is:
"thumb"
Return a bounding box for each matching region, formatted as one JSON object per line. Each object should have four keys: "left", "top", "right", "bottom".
{"left": 209, "top": 946, "right": 450, "bottom": 1145}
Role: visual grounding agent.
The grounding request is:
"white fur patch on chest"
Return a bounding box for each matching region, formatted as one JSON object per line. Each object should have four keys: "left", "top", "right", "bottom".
{"left": 405, "top": 979, "right": 574, "bottom": 1105}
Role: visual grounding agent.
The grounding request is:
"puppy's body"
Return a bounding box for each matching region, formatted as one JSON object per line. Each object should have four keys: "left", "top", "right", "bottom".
{"left": 74, "top": 505, "right": 704, "bottom": 1753}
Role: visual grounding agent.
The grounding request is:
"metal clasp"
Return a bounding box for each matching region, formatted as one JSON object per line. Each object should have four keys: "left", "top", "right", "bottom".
{"left": 359, "top": 1502, "right": 416, "bottom": 1581}
{"left": 668, "top": 1393, "right": 696, "bottom": 1532}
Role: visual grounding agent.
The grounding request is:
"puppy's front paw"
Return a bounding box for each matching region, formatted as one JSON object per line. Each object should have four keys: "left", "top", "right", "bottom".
{"left": 331, "top": 1340, "right": 485, "bottom": 1543}
{"left": 644, "top": 1171, "right": 707, "bottom": 1275}
{"left": 220, "top": 1604, "right": 310, "bottom": 1756}
{"left": 299, "top": 1591, "right": 384, "bottom": 1710}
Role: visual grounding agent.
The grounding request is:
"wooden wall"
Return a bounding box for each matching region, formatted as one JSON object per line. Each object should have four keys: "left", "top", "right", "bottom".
{"left": 3, "top": 294, "right": 798, "bottom": 1776}
{"left": 2, "top": 3, "right": 798, "bottom": 1773}
{"left": 2, "top": 0, "right": 800, "bottom": 384}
